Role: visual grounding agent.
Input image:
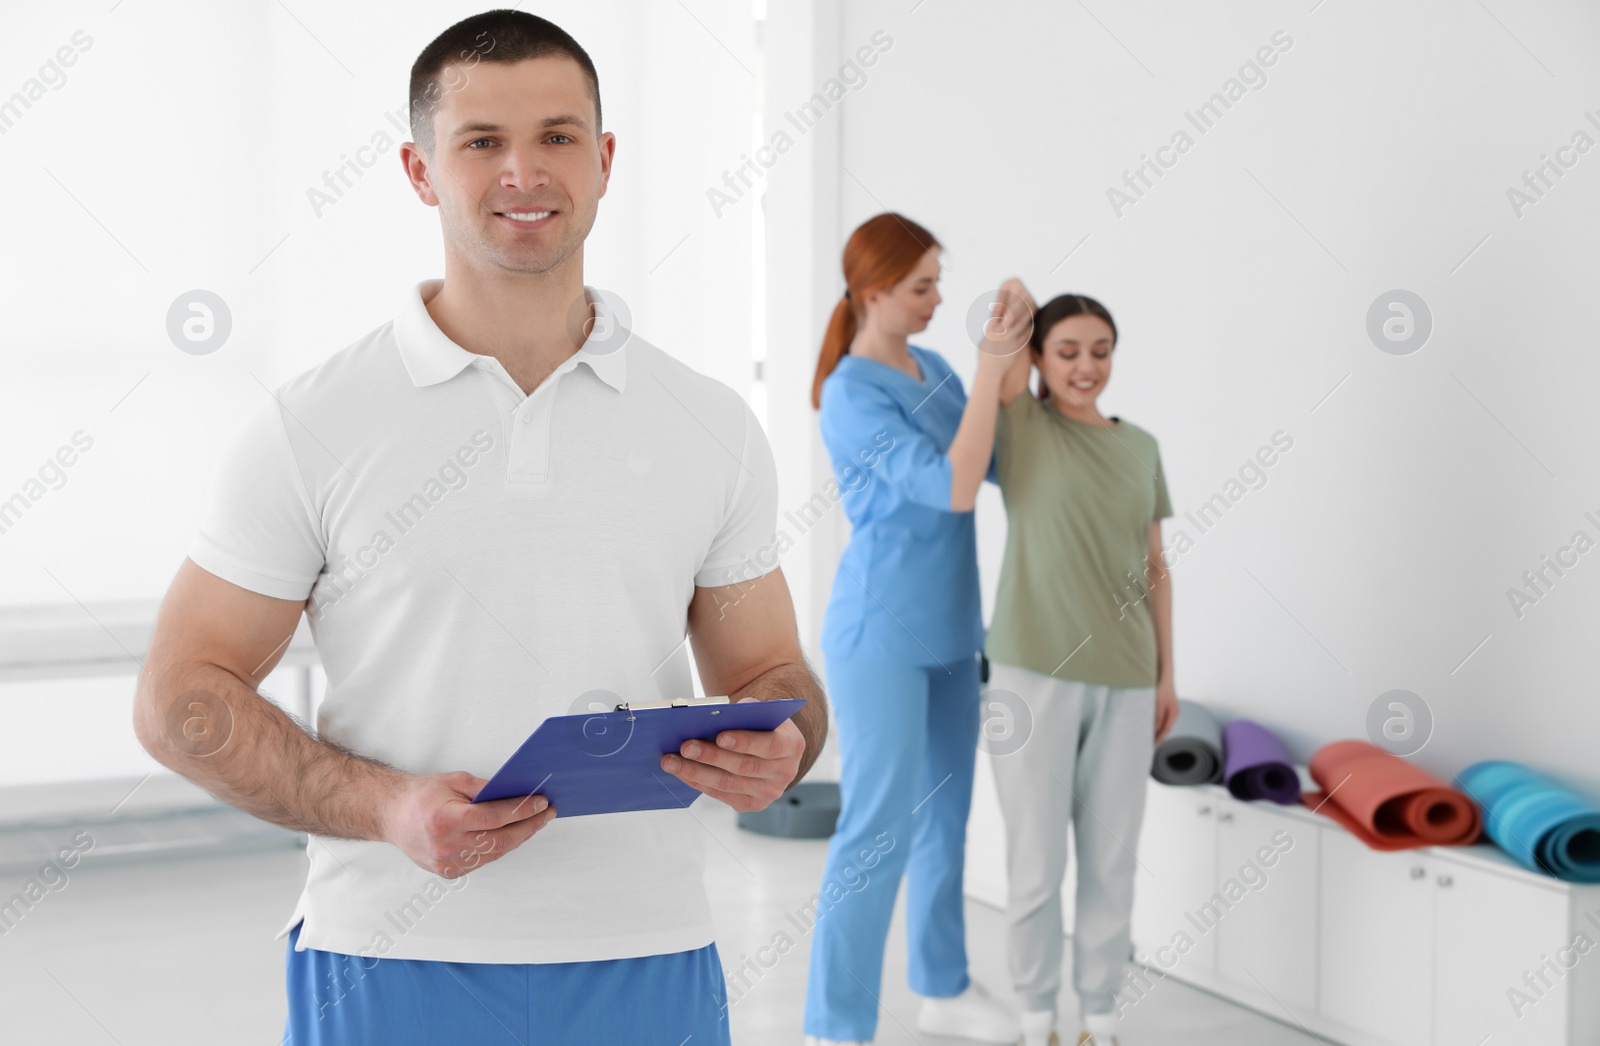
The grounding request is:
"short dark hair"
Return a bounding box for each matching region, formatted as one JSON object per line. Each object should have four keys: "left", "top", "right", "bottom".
{"left": 408, "top": 9, "right": 602, "bottom": 158}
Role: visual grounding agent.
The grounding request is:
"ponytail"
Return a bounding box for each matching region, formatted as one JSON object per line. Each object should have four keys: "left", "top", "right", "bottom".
{"left": 811, "top": 213, "right": 941, "bottom": 411}
{"left": 811, "top": 293, "right": 858, "bottom": 410}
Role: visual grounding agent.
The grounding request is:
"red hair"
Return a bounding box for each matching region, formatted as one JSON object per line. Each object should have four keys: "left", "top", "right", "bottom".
{"left": 810, "top": 212, "right": 941, "bottom": 410}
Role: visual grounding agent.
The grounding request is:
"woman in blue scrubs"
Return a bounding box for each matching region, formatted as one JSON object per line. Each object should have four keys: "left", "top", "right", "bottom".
{"left": 801, "top": 211, "right": 1034, "bottom": 1046}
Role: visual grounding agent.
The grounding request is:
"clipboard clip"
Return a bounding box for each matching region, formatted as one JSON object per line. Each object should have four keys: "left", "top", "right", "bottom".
{"left": 613, "top": 695, "right": 732, "bottom": 720}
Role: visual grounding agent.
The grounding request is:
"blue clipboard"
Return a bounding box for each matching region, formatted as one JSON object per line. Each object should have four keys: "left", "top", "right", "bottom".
{"left": 470, "top": 696, "right": 808, "bottom": 817}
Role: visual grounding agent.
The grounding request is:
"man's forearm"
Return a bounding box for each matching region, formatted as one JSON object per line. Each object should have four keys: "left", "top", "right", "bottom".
{"left": 134, "top": 661, "right": 406, "bottom": 842}
{"left": 729, "top": 656, "right": 828, "bottom": 787}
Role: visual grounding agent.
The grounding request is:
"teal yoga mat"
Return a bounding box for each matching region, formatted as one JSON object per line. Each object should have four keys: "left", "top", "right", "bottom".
{"left": 1454, "top": 760, "right": 1600, "bottom": 883}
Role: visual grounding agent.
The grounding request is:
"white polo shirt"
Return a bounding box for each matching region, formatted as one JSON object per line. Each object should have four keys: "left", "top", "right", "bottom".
{"left": 186, "top": 278, "right": 780, "bottom": 964}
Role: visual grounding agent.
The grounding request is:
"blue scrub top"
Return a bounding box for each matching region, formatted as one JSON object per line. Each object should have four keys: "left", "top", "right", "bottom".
{"left": 817, "top": 344, "right": 997, "bottom": 666}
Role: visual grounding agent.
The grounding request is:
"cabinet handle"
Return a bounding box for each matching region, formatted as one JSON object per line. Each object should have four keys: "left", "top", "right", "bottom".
{"left": 1217, "top": 812, "right": 1234, "bottom": 823}
{"left": 1197, "top": 805, "right": 1212, "bottom": 816}
{"left": 1436, "top": 874, "right": 1454, "bottom": 888}
{"left": 1410, "top": 866, "right": 1426, "bottom": 880}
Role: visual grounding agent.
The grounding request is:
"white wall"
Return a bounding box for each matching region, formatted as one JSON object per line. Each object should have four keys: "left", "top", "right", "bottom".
{"left": 788, "top": 0, "right": 1600, "bottom": 792}
{"left": 8, "top": 0, "right": 1598, "bottom": 797}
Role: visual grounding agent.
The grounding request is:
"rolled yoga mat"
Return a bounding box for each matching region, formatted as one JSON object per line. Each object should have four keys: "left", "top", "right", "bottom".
{"left": 1150, "top": 699, "right": 1225, "bottom": 786}
{"left": 1299, "top": 739, "right": 1481, "bottom": 850}
{"left": 1453, "top": 760, "right": 1600, "bottom": 883}
{"left": 1221, "top": 719, "right": 1302, "bottom": 804}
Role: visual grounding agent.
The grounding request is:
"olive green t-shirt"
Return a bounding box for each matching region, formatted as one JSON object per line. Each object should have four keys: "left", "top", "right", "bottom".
{"left": 985, "top": 391, "right": 1173, "bottom": 687}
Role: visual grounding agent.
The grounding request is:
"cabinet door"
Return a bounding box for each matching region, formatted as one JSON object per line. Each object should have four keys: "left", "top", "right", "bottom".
{"left": 1130, "top": 781, "right": 1218, "bottom": 974}
{"left": 1433, "top": 858, "right": 1570, "bottom": 1046}
{"left": 1213, "top": 797, "right": 1319, "bottom": 1011}
{"left": 1318, "top": 829, "right": 1434, "bottom": 1045}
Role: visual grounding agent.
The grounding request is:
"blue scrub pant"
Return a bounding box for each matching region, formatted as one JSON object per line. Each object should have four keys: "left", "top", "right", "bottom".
{"left": 282, "top": 918, "right": 732, "bottom": 1045}
{"left": 802, "top": 651, "right": 982, "bottom": 1042}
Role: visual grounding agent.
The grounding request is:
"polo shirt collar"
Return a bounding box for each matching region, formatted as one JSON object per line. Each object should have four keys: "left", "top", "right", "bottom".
{"left": 395, "top": 278, "right": 627, "bottom": 393}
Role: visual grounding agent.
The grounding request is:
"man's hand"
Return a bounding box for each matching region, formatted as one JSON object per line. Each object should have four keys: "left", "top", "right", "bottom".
{"left": 382, "top": 771, "right": 557, "bottom": 879}
{"left": 659, "top": 697, "right": 806, "bottom": 812}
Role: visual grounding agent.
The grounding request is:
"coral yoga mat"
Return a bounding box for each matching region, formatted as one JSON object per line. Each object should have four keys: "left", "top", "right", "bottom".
{"left": 1299, "top": 740, "right": 1481, "bottom": 850}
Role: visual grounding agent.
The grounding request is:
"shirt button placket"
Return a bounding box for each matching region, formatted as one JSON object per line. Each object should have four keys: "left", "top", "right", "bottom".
{"left": 509, "top": 379, "right": 557, "bottom": 483}
{"left": 510, "top": 392, "right": 530, "bottom": 479}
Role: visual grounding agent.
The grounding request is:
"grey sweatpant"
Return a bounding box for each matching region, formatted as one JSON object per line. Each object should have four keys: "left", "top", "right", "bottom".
{"left": 987, "top": 660, "right": 1156, "bottom": 1017}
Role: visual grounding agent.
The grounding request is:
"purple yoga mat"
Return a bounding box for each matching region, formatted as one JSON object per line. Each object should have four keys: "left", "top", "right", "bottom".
{"left": 1222, "top": 719, "right": 1301, "bottom": 804}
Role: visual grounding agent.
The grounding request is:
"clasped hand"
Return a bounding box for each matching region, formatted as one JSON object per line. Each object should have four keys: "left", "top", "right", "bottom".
{"left": 660, "top": 697, "right": 806, "bottom": 812}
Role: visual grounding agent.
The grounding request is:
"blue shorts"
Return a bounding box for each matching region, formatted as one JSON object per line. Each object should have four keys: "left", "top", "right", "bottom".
{"left": 282, "top": 919, "right": 733, "bottom": 1045}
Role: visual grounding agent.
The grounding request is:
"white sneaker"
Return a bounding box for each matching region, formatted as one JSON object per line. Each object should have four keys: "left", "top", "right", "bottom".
{"left": 1021, "top": 1008, "right": 1059, "bottom": 1046}
{"left": 1077, "top": 1012, "right": 1120, "bottom": 1046}
{"left": 802, "top": 1038, "right": 871, "bottom": 1046}
{"left": 915, "top": 981, "right": 1021, "bottom": 1043}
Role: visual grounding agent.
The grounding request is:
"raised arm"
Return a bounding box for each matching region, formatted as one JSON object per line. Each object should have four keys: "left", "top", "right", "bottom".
{"left": 948, "top": 278, "right": 1035, "bottom": 510}
{"left": 998, "top": 328, "right": 1033, "bottom": 407}
{"left": 132, "top": 558, "right": 554, "bottom": 878}
{"left": 824, "top": 279, "right": 1036, "bottom": 514}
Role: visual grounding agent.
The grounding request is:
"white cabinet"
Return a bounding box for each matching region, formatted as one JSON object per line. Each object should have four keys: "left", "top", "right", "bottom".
{"left": 1130, "top": 781, "right": 1218, "bottom": 975}
{"left": 1115, "top": 780, "right": 1600, "bottom": 1045}
{"left": 1319, "top": 829, "right": 1581, "bottom": 1046}
{"left": 1318, "top": 829, "right": 1434, "bottom": 1044}
{"left": 1130, "top": 785, "right": 1318, "bottom": 1004}
{"left": 1431, "top": 851, "right": 1573, "bottom": 1046}
{"left": 967, "top": 775, "right": 1600, "bottom": 1045}
{"left": 1212, "top": 797, "right": 1319, "bottom": 1011}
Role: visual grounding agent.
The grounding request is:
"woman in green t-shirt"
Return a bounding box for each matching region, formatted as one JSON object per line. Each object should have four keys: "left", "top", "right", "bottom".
{"left": 986, "top": 293, "right": 1179, "bottom": 1046}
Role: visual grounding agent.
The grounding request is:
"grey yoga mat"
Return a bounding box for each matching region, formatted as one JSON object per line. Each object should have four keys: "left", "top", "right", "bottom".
{"left": 1151, "top": 698, "right": 1225, "bottom": 785}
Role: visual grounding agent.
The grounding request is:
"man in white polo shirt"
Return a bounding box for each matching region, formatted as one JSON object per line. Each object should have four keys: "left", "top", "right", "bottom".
{"left": 131, "top": 10, "right": 826, "bottom": 1044}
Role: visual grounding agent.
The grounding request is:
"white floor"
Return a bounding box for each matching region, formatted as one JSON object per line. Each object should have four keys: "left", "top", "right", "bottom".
{"left": 0, "top": 802, "right": 1316, "bottom": 1045}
